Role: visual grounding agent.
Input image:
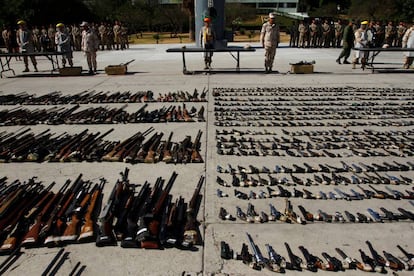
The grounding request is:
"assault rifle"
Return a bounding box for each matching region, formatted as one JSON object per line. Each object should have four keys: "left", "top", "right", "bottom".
{"left": 182, "top": 175, "right": 204, "bottom": 248}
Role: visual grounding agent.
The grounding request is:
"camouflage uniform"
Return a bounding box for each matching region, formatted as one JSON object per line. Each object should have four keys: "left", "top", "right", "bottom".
{"left": 334, "top": 20, "right": 344, "bottom": 48}
{"left": 397, "top": 23, "right": 407, "bottom": 48}
{"left": 113, "top": 21, "right": 121, "bottom": 50}
{"left": 298, "top": 21, "right": 308, "bottom": 48}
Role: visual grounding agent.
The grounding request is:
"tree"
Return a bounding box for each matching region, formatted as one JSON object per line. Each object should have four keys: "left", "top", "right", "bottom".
{"left": 395, "top": 0, "right": 414, "bottom": 21}
{"left": 348, "top": 0, "right": 396, "bottom": 20}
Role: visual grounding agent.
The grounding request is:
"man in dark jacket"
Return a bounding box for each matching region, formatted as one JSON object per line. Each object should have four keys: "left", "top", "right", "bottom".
{"left": 336, "top": 20, "right": 354, "bottom": 64}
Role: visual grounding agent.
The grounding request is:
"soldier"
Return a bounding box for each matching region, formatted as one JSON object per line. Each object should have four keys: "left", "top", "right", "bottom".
{"left": 397, "top": 22, "right": 407, "bottom": 48}
{"left": 200, "top": 17, "right": 215, "bottom": 70}
{"left": 260, "top": 12, "right": 280, "bottom": 73}
{"left": 98, "top": 22, "right": 107, "bottom": 50}
{"left": 402, "top": 23, "right": 414, "bottom": 69}
{"left": 72, "top": 23, "right": 82, "bottom": 51}
{"left": 47, "top": 24, "right": 56, "bottom": 50}
{"left": 336, "top": 20, "right": 354, "bottom": 64}
{"left": 32, "top": 25, "right": 41, "bottom": 51}
{"left": 80, "top": 21, "right": 99, "bottom": 74}
{"left": 374, "top": 21, "right": 385, "bottom": 47}
{"left": 121, "top": 23, "right": 129, "bottom": 50}
{"left": 106, "top": 23, "right": 114, "bottom": 50}
{"left": 55, "top": 23, "right": 73, "bottom": 67}
{"left": 16, "top": 20, "right": 38, "bottom": 72}
{"left": 2, "top": 25, "right": 11, "bottom": 53}
{"left": 309, "top": 19, "right": 318, "bottom": 47}
{"left": 113, "top": 20, "right": 121, "bottom": 50}
{"left": 298, "top": 20, "right": 308, "bottom": 48}
{"left": 385, "top": 21, "right": 396, "bottom": 47}
{"left": 321, "top": 19, "right": 331, "bottom": 48}
{"left": 289, "top": 21, "right": 298, "bottom": 47}
{"left": 334, "top": 19, "right": 344, "bottom": 48}
{"left": 353, "top": 20, "right": 373, "bottom": 69}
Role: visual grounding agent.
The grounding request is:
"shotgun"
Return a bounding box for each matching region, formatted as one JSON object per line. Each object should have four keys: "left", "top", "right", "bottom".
{"left": 182, "top": 175, "right": 204, "bottom": 248}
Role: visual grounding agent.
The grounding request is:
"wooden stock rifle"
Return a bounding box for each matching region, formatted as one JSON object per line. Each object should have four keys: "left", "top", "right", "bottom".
{"left": 162, "top": 132, "right": 174, "bottom": 163}
{"left": 182, "top": 175, "right": 204, "bottom": 248}
{"left": 50, "top": 129, "right": 89, "bottom": 162}
{"left": 191, "top": 130, "right": 203, "bottom": 163}
{"left": 144, "top": 133, "right": 164, "bottom": 163}
{"left": 20, "top": 180, "right": 71, "bottom": 248}
{"left": 78, "top": 178, "right": 106, "bottom": 242}
{"left": 43, "top": 174, "right": 84, "bottom": 247}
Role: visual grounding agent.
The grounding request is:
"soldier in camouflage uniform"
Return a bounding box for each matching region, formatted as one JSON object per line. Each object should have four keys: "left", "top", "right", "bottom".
{"left": 334, "top": 19, "right": 344, "bottom": 48}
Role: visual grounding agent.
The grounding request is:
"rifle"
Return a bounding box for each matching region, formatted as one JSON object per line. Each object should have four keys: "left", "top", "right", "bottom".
{"left": 182, "top": 103, "right": 194, "bottom": 122}
{"left": 78, "top": 178, "right": 106, "bottom": 242}
{"left": 96, "top": 168, "right": 130, "bottom": 247}
{"left": 0, "top": 183, "right": 53, "bottom": 254}
{"left": 128, "top": 103, "right": 148, "bottom": 123}
{"left": 50, "top": 129, "right": 89, "bottom": 161}
{"left": 43, "top": 174, "right": 84, "bottom": 247}
{"left": 191, "top": 130, "right": 203, "bottom": 163}
{"left": 182, "top": 175, "right": 204, "bottom": 248}
{"left": 120, "top": 182, "right": 150, "bottom": 248}
{"left": 134, "top": 132, "right": 160, "bottom": 163}
{"left": 368, "top": 185, "right": 394, "bottom": 199}
{"left": 158, "top": 195, "right": 172, "bottom": 247}
{"left": 246, "top": 232, "right": 265, "bottom": 270}
{"left": 21, "top": 180, "right": 70, "bottom": 248}
{"left": 284, "top": 242, "right": 303, "bottom": 271}
{"left": 144, "top": 133, "right": 164, "bottom": 163}
{"left": 162, "top": 132, "right": 174, "bottom": 163}
{"left": 141, "top": 172, "right": 178, "bottom": 249}
{"left": 60, "top": 183, "right": 96, "bottom": 243}
{"left": 382, "top": 250, "right": 405, "bottom": 271}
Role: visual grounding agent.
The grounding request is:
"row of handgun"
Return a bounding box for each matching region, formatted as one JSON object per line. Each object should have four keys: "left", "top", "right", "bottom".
{"left": 221, "top": 234, "right": 414, "bottom": 273}
{"left": 212, "top": 86, "right": 414, "bottom": 96}
{"left": 217, "top": 144, "right": 411, "bottom": 158}
{"left": 214, "top": 119, "right": 414, "bottom": 128}
{"left": 0, "top": 128, "right": 203, "bottom": 163}
{"left": 0, "top": 169, "right": 204, "bottom": 254}
{"left": 0, "top": 88, "right": 207, "bottom": 105}
{"left": 217, "top": 171, "right": 412, "bottom": 187}
{"left": 218, "top": 199, "right": 414, "bottom": 224}
{"left": 217, "top": 184, "right": 414, "bottom": 201}
{"left": 214, "top": 97, "right": 414, "bottom": 104}
{"left": 0, "top": 103, "right": 205, "bottom": 126}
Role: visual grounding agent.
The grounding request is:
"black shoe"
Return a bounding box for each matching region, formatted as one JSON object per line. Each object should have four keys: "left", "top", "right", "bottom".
{"left": 336, "top": 58, "right": 341, "bottom": 64}
{"left": 343, "top": 60, "right": 350, "bottom": 64}
{"left": 88, "top": 69, "right": 94, "bottom": 75}
{"left": 23, "top": 68, "right": 29, "bottom": 72}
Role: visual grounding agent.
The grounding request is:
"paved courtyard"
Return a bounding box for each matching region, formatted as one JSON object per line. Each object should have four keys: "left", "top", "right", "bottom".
{"left": 0, "top": 42, "right": 413, "bottom": 275}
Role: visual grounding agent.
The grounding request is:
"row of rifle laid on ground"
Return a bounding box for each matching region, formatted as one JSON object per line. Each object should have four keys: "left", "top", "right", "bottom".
{"left": 0, "top": 128, "right": 203, "bottom": 163}
{"left": 0, "top": 88, "right": 207, "bottom": 105}
{"left": 221, "top": 234, "right": 414, "bottom": 273}
{"left": 212, "top": 86, "right": 414, "bottom": 97}
{"left": 218, "top": 199, "right": 414, "bottom": 224}
{"left": 0, "top": 103, "right": 205, "bottom": 126}
{"left": 0, "top": 169, "right": 204, "bottom": 254}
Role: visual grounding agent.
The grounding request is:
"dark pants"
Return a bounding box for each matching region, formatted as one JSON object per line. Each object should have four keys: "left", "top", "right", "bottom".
{"left": 338, "top": 46, "right": 351, "bottom": 61}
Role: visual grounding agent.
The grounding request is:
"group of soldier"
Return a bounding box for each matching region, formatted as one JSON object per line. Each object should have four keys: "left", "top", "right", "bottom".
{"left": 1, "top": 20, "right": 129, "bottom": 55}
{"left": 289, "top": 19, "right": 410, "bottom": 49}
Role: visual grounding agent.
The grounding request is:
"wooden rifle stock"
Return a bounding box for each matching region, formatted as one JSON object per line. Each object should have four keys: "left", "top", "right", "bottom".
{"left": 144, "top": 133, "right": 164, "bottom": 163}
{"left": 182, "top": 175, "right": 204, "bottom": 247}
{"left": 78, "top": 179, "right": 105, "bottom": 242}
{"left": 191, "top": 130, "right": 203, "bottom": 163}
{"left": 61, "top": 184, "right": 95, "bottom": 242}
{"left": 52, "top": 129, "right": 89, "bottom": 161}
{"left": 162, "top": 132, "right": 174, "bottom": 163}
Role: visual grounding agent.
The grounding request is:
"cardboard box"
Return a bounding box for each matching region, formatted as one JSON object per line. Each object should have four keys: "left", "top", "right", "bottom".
{"left": 59, "top": 66, "right": 82, "bottom": 76}
{"left": 105, "top": 65, "right": 127, "bottom": 75}
{"left": 291, "top": 64, "right": 314, "bottom": 74}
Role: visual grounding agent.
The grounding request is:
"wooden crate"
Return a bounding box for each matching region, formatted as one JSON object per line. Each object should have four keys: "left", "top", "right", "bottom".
{"left": 105, "top": 65, "right": 127, "bottom": 75}
{"left": 291, "top": 64, "right": 314, "bottom": 74}
{"left": 59, "top": 66, "right": 82, "bottom": 76}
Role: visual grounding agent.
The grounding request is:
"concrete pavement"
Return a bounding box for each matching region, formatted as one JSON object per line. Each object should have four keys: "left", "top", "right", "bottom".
{"left": 0, "top": 42, "right": 413, "bottom": 275}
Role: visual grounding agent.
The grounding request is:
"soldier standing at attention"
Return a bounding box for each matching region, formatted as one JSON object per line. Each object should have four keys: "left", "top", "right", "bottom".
{"left": 298, "top": 20, "right": 307, "bottom": 48}
{"left": 336, "top": 20, "right": 354, "bottom": 64}
{"left": 334, "top": 19, "right": 344, "bottom": 48}
{"left": 55, "top": 23, "right": 73, "bottom": 67}
{"left": 309, "top": 19, "right": 318, "bottom": 47}
{"left": 397, "top": 22, "right": 407, "bottom": 48}
{"left": 72, "top": 24, "right": 81, "bottom": 51}
{"left": 321, "top": 19, "right": 331, "bottom": 48}
{"left": 80, "top": 21, "right": 99, "bottom": 74}
{"left": 113, "top": 20, "right": 121, "bottom": 50}
{"left": 16, "top": 20, "right": 38, "bottom": 72}
{"left": 200, "top": 17, "right": 215, "bottom": 70}
{"left": 260, "top": 13, "right": 280, "bottom": 73}
{"left": 98, "top": 22, "right": 107, "bottom": 50}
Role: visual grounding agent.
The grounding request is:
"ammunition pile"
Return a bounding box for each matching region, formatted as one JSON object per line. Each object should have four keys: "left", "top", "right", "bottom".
{"left": 221, "top": 234, "right": 414, "bottom": 273}
{"left": 0, "top": 103, "right": 205, "bottom": 125}
{"left": 0, "top": 128, "right": 203, "bottom": 163}
{"left": 0, "top": 169, "right": 204, "bottom": 253}
{"left": 0, "top": 88, "right": 207, "bottom": 105}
